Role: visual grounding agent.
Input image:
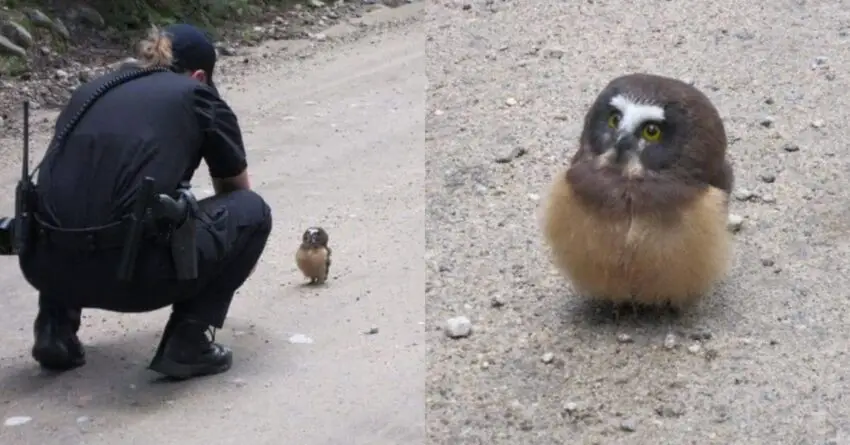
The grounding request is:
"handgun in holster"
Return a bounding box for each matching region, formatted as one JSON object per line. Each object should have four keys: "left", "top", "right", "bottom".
{"left": 117, "top": 178, "right": 199, "bottom": 282}
{"left": 155, "top": 181, "right": 199, "bottom": 281}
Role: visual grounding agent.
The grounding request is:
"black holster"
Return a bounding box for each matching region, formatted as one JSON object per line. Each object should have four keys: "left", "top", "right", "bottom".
{"left": 117, "top": 178, "right": 199, "bottom": 282}
{"left": 158, "top": 183, "right": 199, "bottom": 281}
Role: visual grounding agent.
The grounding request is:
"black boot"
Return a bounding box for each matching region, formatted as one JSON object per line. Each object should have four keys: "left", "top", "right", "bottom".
{"left": 148, "top": 315, "right": 233, "bottom": 380}
{"left": 31, "top": 307, "right": 85, "bottom": 371}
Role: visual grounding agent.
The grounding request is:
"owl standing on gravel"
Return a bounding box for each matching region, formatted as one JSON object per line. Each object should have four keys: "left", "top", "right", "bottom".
{"left": 296, "top": 227, "right": 332, "bottom": 285}
{"left": 543, "top": 73, "right": 735, "bottom": 311}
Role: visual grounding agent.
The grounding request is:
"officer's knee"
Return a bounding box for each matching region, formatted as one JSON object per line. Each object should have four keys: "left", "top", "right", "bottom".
{"left": 231, "top": 189, "right": 272, "bottom": 237}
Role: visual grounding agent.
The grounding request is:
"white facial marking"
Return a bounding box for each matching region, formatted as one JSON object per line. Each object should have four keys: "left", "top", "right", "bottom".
{"left": 595, "top": 148, "right": 617, "bottom": 167}
{"left": 624, "top": 153, "right": 645, "bottom": 178}
{"left": 609, "top": 94, "right": 665, "bottom": 133}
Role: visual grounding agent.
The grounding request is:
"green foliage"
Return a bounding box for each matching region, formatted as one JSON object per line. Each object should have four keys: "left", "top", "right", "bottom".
{"left": 0, "top": 0, "right": 306, "bottom": 76}
{"left": 0, "top": 55, "right": 27, "bottom": 75}
{"left": 83, "top": 0, "right": 297, "bottom": 38}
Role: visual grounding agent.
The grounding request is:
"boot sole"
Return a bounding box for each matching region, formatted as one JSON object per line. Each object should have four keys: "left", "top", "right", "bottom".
{"left": 148, "top": 355, "right": 233, "bottom": 380}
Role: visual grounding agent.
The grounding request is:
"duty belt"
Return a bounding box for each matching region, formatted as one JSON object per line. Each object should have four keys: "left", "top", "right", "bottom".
{"left": 31, "top": 178, "right": 200, "bottom": 282}
{"left": 35, "top": 216, "right": 142, "bottom": 252}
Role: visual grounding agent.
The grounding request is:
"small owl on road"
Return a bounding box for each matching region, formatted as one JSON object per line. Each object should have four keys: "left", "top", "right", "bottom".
{"left": 543, "top": 73, "right": 735, "bottom": 311}
{"left": 296, "top": 227, "right": 332, "bottom": 285}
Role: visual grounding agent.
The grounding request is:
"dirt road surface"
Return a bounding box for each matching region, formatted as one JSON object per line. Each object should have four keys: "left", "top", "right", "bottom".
{"left": 0, "top": 4, "right": 425, "bottom": 445}
{"left": 427, "top": 1, "right": 850, "bottom": 444}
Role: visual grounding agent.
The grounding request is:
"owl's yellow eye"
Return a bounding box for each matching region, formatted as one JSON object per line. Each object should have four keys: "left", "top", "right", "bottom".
{"left": 607, "top": 112, "right": 621, "bottom": 128}
{"left": 641, "top": 123, "right": 662, "bottom": 141}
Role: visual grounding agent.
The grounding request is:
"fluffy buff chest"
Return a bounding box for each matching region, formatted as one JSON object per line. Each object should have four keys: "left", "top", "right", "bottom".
{"left": 296, "top": 247, "right": 329, "bottom": 279}
{"left": 543, "top": 175, "right": 732, "bottom": 307}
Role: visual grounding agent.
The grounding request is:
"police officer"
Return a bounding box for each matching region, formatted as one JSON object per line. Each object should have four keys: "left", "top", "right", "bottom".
{"left": 18, "top": 23, "right": 273, "bottom": 380}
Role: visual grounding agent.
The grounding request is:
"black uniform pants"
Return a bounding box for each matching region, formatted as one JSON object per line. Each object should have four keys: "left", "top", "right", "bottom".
{"left": 19, "top": 190, "right": 273, "bottom": 330}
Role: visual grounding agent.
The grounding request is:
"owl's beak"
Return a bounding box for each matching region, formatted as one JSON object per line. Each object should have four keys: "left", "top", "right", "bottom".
{"left": 614, "top": 132, "right": 638, "bottom": 162}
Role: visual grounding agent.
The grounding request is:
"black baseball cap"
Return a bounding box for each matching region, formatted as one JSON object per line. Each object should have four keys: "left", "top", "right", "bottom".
{"left": 164, "top": 23, "right": 218, "bottom": 93}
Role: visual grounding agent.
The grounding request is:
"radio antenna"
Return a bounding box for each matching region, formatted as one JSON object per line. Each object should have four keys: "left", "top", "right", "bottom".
{"left": 22, "top": 100, "right": 29, "bottom": 179}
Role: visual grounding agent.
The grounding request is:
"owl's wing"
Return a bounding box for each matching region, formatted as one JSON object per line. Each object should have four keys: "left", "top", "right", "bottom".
{"left": 325, "top": 247, "right": 332, "bottom": 273}
{"left": 708, "top": 159, "right": 734, "bottom": 194}
{"left": 569, "top": 144, "right": 590, "bottom": 166}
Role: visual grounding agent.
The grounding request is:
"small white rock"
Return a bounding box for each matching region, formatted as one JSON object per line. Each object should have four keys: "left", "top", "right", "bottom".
{"left": 505, "top": 97, "right": 518, "bottom": 106}
{"left": 433, "top": 109, "right": 444, "bottom": 116}
{"left": 4, "top": 416, "right": 32, "bottom": 427}
{"left": 687, "top": 344, "right": 702, "bottom": 354}
{"left": 734, "top": 188, "right": 754, "bottom": 201}
{"left": 541, "top": 352, "right": 555, "bottom": 364}
{"left": 811, "top": 119, "right": 825, "bottom": 129}
{"left": 727, "top": 214, "right": 744, "bottom": 232}
{"left": 288, "top": 333, "right": 314, "bottom": 344}
{"left": 616, "top": 333, "right": 633, "bottom": 343}
{"left": 445, "top": 316, "right": 472, "bottom": 338}
{"left": 663, "top": 333, "right": 677, "bottom": 350}
{"left": 527, "top": 193, "right": 540, "bottom": 201}
{"left": 563, "top": 402, "right": 578, "bottom": 413}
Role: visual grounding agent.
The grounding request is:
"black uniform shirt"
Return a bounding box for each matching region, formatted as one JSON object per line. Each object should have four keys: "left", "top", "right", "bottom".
{"left": 36, "top": 67, "right": 247, "bottom": 228}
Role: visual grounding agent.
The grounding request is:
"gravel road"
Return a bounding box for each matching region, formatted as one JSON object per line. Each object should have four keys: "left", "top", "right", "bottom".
{"left": 0, "top": 3, "right": 425, "bottom": 444}
{"left": 426, "top": 1, "right": 850, "bottom": 444}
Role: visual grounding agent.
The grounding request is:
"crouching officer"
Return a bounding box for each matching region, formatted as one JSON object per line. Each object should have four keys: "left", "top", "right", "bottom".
{"left": 17, "top": 23, "right": 273, "bottom": 380}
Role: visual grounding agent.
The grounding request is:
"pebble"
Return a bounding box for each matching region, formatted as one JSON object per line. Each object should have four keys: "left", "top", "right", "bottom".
{"left": 288, "top": 333, "right": 314, "bottom": 344}
{"left": 505, "top": 97, "right": 518, "bottom": 106}
{"left": 616, "top": 333, "right": 633, "bottom": 343}
{"left": 782, "top": 143, "right": 800, "bottom": 152}
{"left": 687, "top": 344, "right": 702, "bottom": 354}
{"left": 216, "top": 45, "right": 238, "bottom": 56}
{"left": 433, "top": 109, "right": 444, "bottom": 116}
{"left": 494, "top": 146, "right": 527, "bottom": 163}
{"left": 542, "top": 47, "right": 566, "bottom": 59}
{"left": 734, "top": 188, "right": 755, "bottom": 201}
{"left": 759, "top": 173, "right": 776, "bottom": 183}
{"left": 759, "top": 116, "right": 774, "bottom": 128}
{"left": 761, "top": 257, "right": 775, "bottom": 267}
{"left": 619, "top": 418, "right": 637, "bottom": 432}
{"left": 78, "top": 69, "right": 94, "bottom": 83}
{"left": 364, "top": 325, "right": 379, "bottom": 335}
{"left": 688, "top": 329, "right": 713, "bottom": 340}
{"left": 663, "top": 333, "right": 677, "bottom": 349}
{"left": 563, "top": 402, "right": 578, "bottom": 413}
{"left": 4, "top": 416, "right": 32, "bottom": 427}
{"left": 761, "top": 194, "right": 776, "bottom": 204}
{"left": 811, "top": 119, "right": 825, "bottom": 129}
{"left": 445, "top": 316, "right": 472, "bottom": 338}
{"left": 541, "top": 352, "right": 555, "bottom": 364}
{"left": 527, "top": 193, "right": 540, "bottom": 201}
{"left": 656, "top": 403, "right": 685, "bottom": 418}
{"left": 727, "top": 214, "right": 744, "bottom": 232}
{"left": 490, "top": 295, "right": 505, "bottom": 308}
